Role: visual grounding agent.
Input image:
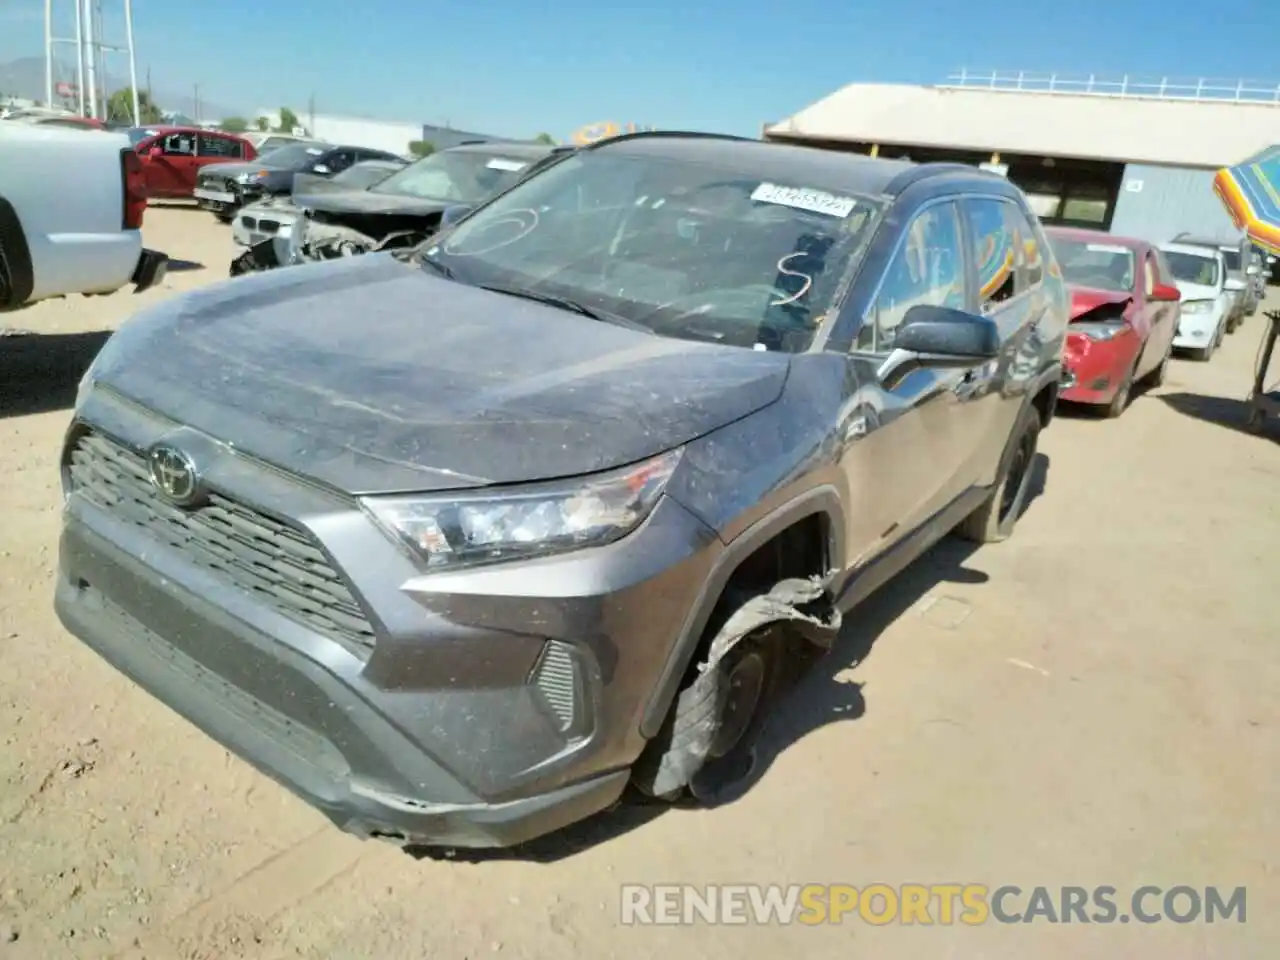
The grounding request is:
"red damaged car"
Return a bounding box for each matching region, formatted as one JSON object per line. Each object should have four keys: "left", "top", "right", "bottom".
{"left": 1044, "top": 226, "right": 1181, "bottom": 418}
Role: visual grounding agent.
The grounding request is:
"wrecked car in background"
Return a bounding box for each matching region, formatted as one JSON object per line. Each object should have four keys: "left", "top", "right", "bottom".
{"left": 194, "top": 142, "right": 404, "bottom": 222}
{"left": 228, "top": 142, "right": 567, "bottom": 276}
{"left": 55, "top": 132, "right": 1066, "bottom": 849}
{"left": 231, "top": 158, "right": 407, "bottom": 249}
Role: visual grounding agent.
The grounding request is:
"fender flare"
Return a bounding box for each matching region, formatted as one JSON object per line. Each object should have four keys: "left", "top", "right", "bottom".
{"left": 0, "top": 196, "right": 35, "bottom": 310}
{"left": 639, "top": 485, "right": 846, "bottom": 737}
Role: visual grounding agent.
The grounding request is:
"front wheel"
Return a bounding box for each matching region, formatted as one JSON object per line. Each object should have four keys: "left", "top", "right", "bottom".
{"left": 631, "top": 625, "right": 787, "bottom": 803}
{"left": 955, "top": 404, "right": 1041, "bottom": 544}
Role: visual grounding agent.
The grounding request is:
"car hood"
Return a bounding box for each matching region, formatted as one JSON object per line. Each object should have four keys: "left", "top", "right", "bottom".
{"left": 293, "top": 188, "right": 451, "bottom": 217}
{"left": 1067, "top": 285, "right": 1131, "bottom": 321}
{"left": 87, "top": 254, "right": 791, "bottom": 495}
{"left": 1174, "top": 281, "right": 1222, "bottom": 302}
{"left": 197, "top": 161, "right": 265, "bottom": 180}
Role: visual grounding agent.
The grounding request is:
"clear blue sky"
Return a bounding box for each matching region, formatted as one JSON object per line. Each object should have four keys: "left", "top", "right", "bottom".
{"left": 3, "top": 0, "right": 1279, "bottom": 138}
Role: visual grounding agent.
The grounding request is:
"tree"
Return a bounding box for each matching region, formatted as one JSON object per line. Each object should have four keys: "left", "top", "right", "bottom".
{"left": 533, "top": 132, "right": 557, "bottom": 145}
{"left": 276, "top": 106, "right": 299, "bottom": 133}
{"left": 407, "top": 140, "right": 435, "bottom": 158}
{"left": 106, "top": 88, "right": 163, "bottom": 125}
{"left": 220, "top": 116, "right": 249, "bottom": 133}
{"left": 255, "top": 115, "right": 269, "bottom": 131}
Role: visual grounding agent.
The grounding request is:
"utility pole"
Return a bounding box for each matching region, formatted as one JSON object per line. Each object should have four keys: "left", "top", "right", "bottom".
{"left": 193, "top": 83, "right": 201, "bottom": 123}
{"left": 307, "top": 92, "right": 315, "bottom": 136}
{"left": 82, "top": 0, "right": 97, "bottom": 118}
{"left": 124, "top": 0, "right": 139, "bottom": 124}
{"left": 43, "top": 0, "right": 53, "bottom": 105}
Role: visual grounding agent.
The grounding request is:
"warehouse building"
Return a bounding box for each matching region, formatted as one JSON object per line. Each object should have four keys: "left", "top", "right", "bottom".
{"left": 763, "top": 72, "right": 1280, "bottom": 244}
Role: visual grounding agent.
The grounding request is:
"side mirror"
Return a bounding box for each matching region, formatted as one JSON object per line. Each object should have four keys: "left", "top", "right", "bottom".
{"left": 441, "top": 203, "right": 476, "bottom": 227}
{"left": 1150, "top": 282, "right": 1181, "bottom": 302}
{"left": 312, "top": 163, "right": 331, "bottom": 174}
{"left": 1246, "top": 264, "right": 1261, "bottom": 276}
{"left": 877, "top": 305, "right": 1000, "bottom": 389}
{"left": 147, "top": 146, "right": 162, "bottom": 159}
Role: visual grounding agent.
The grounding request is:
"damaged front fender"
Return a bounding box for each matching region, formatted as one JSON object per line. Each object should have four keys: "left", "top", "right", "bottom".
{"left": 699, "top": 574, "right": 841, "bottom": 673}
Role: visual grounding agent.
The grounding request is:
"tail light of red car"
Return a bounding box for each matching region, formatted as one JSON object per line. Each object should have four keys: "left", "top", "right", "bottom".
{"left": 121, "top": 147, "right": 147, "bottom": 230}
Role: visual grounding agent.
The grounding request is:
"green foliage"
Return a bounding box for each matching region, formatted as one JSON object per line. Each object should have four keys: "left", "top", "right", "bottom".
{"left": 255, "top": 115, "right": 270, "bottom": 131}
{"left": 533, "top": 132, "right": 557, "bottom": 145}
{"left": 407, "top": 140, "right": 435, "bottom": 158}
{"left": 220, "top": 116, "right": 249, "bottom": 133}
{"left": 106, "top": 88, "right": 163, "bottom": 125}
{"left": 276, "top": 107, "right": 300, "bottom": 133}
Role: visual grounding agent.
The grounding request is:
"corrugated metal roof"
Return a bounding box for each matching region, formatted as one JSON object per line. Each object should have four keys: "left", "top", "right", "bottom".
{"left": 765, "top": 83, "right": 1280, "bottom": 168}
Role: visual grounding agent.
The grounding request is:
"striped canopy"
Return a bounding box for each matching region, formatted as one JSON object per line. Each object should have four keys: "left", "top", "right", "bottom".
{"left": 1213, "top": 145, "right": 1280, "bottom": 255}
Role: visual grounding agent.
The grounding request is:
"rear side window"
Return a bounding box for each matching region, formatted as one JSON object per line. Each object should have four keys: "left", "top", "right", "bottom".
{"left": 962, "top": 198, "right": 1017, "bottom": 309}
{"left": 1005, "top": 204, "right": 1044, "bottom": 292}
{"left": 198, "top": 133, "right": 243, "bottom": 158}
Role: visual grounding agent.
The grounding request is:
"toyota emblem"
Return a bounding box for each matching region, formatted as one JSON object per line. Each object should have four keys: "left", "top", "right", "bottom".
{"left": 147, "top": 444, "right": 202, "bottom": 506}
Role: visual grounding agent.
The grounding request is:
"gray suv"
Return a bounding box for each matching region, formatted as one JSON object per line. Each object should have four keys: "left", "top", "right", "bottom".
{"left": 55, "top": 133, "right": 1067, "bottom": 849}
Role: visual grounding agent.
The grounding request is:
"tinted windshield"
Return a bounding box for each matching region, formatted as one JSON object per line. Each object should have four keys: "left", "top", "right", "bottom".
{"left": 1221, "top": 249, "right": 1241, "bottom": 271}
{"left": 372, "top": 151, "right": 539, "bottom": 202}
{"left": 1050, "top": 238, "right": 1136, "bottom": 293}
{"left": 423, "top": 149, "right": 882, "bottom": 352}
{"left": 259, "top": 143, "right": 326, "bottom": 168}
{"left": 1164, "top": 251, "right": 1220, "bottom": 286}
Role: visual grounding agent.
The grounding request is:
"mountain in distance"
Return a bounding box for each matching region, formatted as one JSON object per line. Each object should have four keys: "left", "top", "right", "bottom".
{"left": 0, "top": 56, "right": 240, "bottom": 120}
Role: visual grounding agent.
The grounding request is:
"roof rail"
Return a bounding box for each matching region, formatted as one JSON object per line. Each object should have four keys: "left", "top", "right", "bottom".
{"left": 580, "top": 129, "right": 756, "bottom": 150}
{"left": 942, "top": 69, "right": 1280, "bottom": 106}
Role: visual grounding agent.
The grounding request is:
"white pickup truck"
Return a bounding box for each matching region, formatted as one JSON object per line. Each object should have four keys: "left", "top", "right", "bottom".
{"left": 0, "top": 122, "right": 167, "bottom": 312}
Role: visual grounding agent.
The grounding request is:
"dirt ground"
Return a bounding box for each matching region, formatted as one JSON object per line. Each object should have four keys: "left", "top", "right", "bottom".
{"left": 1, "top": 207, "right": 1278, "bottom": 959}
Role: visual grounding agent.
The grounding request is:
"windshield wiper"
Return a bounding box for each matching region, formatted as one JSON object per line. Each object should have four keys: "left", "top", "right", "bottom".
{"left": 476, "top": 283, "right": 654, "bottom": 334}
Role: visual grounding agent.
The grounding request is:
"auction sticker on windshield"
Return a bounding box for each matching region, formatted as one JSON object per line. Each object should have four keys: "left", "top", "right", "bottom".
{"left": 751, "top": 183, "right": 856, "bottom": 218}
{"left": 487, "top": 158, "right": 528, "bottom": 171}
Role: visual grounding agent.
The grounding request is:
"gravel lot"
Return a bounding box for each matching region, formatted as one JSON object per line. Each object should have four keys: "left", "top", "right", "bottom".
{"left": 2, "top": 207, "right": 1278, "bottom": 959}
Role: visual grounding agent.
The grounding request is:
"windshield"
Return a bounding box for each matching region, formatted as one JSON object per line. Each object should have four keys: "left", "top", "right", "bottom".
{"left": 372, "top": 151, "right": 538, "bottom": 202}
{"left": 1050, "top": 238, "right": 1136, "bottom": 293}
{"left": 259, "top": 143, "right": 326, "bottom": 168}
{"left": 1221, "top": 249, "right": 1241, "bottom": 272}
{"left": 126, "top": 127, "right": 162, "bottom": 145}
{"left": 332, "top": 163, "right": 399, "bottom": 190}
{"left": 423, "top": 149, "right": 882, "bottom": 352}
{"left": 1164, "top": 251, "right": 1220, "bottom": 287}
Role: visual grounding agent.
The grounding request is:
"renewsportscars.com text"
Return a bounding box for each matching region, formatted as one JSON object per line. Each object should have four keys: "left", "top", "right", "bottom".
{"left": 620, "top": 884, "right": 1247, "bottom": 926}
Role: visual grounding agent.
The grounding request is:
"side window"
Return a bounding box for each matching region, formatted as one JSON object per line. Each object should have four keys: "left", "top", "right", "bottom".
{"left": 963, "top": 198, "right": 1016, "bottom": 310}
{"left": 161, "top": 132, "right": 195, "bottom": 156}
{"left": 197, "top": 133, "right": 242, "bottom": 159}
{"left": 856, "top": 202, "right": 966, "bottom": 354}
{"left": 1005, "top": 204, "right": 1044, "bottom": 292}
{"left": 325, "top": 150, "right": 355, "bottom": 172}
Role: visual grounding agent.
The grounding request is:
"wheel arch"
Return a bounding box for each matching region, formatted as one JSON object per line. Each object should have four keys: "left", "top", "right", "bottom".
{"left": 639, "top": 486, "right": 845, "bottom": 738}
{"left": 0, "top": 195, "right": 36, "bottom": 310}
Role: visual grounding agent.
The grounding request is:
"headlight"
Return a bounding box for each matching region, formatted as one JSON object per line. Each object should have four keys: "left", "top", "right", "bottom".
{"left": 1070, "top": 321, "right": 1128, "bottom": 341}
{"left": 363, "top": 449, "right": 682, "bottom": 571}
{"left": 1181, "top": 300, "right": 1212, "bottom": 315}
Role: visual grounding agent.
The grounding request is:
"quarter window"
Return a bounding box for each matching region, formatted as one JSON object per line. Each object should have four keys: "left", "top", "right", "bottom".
{"left": 857, "top": 201, "right": 965, "bottom": 353}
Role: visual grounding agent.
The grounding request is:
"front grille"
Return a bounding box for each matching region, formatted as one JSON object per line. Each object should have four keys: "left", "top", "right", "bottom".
{"left": 68, "top": 431, "right": 377, "bottom": 657}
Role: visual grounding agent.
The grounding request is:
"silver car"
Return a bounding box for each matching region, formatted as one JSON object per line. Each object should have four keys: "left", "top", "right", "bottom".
{"left": 231, "top": 159, "right": 406, "bottom": 248}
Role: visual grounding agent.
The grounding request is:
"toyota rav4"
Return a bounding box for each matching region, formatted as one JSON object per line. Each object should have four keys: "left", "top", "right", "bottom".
{"left": 55, "top": 132, "right": 1066, "bottom": 849}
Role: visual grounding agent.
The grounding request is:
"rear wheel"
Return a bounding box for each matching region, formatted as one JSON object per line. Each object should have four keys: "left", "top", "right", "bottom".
{"left": 955, "top": 404, "right": 1041, "bottom": 544}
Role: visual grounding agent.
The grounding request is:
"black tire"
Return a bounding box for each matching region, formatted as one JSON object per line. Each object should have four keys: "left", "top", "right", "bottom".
{"left": 1104, "top": 363, "right": 1136, "bottom": 419}
{"left": 214, "top": 212, "right": 234, "bottom": 224}
{"left": 631, "top": 625, "right": 785, "bottom": 803}
{"left": 1144, "top": 346, "right": 1171, "bottom": 388}
{"left": 954, "top": 403, "right": 1041, "bottom": 544}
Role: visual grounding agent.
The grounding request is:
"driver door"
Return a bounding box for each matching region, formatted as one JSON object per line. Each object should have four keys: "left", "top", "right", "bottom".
{"left": 140, "top": 131, "right": 196, "bottom": 198}
{"left": 840, "top": 199, "right": 973, "bottom": 567}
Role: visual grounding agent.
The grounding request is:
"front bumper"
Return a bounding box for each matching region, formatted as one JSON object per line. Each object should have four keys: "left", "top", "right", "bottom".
{"left": 131, "top": 248, "right": 167, "bottom": 294}
{"left": 53, "top": 392, "right": 718, "bottom": 847}
{"left": 1173, "top": 311, "right": 1223, "bottom": 349}
{"left": 1060, "top": 331, "right": 1137, "bottom": 404}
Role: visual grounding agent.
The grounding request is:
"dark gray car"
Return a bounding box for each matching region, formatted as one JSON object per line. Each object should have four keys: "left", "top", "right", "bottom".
{"left": 55, "top": 133, "right": 1067, "bottom": 849}
{"left": 194, "top": 142, "right": 404, "bottom": 221}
